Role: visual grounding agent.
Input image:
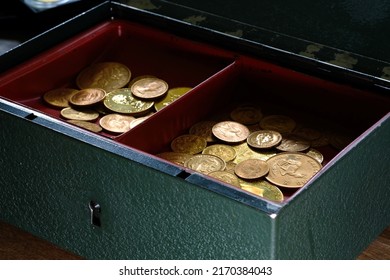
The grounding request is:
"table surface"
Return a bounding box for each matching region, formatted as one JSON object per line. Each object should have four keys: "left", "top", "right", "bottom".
{"left": 0, "top": 220, "right": 389, "bottom": 259}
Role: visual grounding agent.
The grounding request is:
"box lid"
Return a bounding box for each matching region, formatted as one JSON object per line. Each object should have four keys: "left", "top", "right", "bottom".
{"left": 116, "top": 0, "right": 390, "bottom": 86}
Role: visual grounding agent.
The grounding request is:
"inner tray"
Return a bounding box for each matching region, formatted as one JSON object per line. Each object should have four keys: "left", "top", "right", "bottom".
{"left": 0, "top": 19, "right": 234, "bottom": 137}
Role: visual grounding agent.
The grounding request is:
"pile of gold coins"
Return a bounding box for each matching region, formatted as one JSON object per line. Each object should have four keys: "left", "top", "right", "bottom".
{"left": 157, "top": 105, "right": 352, "bottom": 203}
{"left": 42, "top": 62, "right": 192, "bottom": 134}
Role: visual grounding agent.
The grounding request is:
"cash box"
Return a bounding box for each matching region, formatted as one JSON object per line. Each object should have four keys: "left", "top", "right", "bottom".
{"left": 0, "top": 0, "right": 389, "bottom": 259}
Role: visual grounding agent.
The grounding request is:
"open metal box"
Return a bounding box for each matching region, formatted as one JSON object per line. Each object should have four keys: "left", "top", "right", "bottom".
{"left": 0, "top": 0, "right": 389, "bottom": 259}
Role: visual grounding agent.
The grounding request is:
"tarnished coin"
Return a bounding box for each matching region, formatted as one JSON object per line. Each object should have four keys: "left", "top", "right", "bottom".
{"left": 69, "top": 88, "right": 106, "bottom": 106}
{"left": 293, "top": 127, "right": 322, "bottom": 141}
{"left": 212, "top": 121, "right": 250, "bottom": 143}
{"left": 104, "top": 88, "right": 154, "bottom": 115}
{"left": 234, "top": 158, "right": 269, "bottom": 180}
{"left": 76, "top": 62, "right": 131, "bottom": 92}
{"left": 60, "top": 107, "right": 99, "bottom": 121}
{"left": 329, "top": 133, "right": 353, "bottom": 150}
{"left": 240, "top": 179, "right": 284, "bottom": 202}
{"left": 189, "top": 120, "right": 218, "bottom": 142}
{"left": 306, "top": 148, "right": 324, "bottom": 164}
{"left": 99, "top": 113, "right": 135, "bottom": 133}
{"left": 131, "top": 77, "right": 168, "bottom": 99}
{"left": 208, "top": 171, "right": 240, "bottom": 187}
{"left": 43, "top": 88, "right": 78, "bottom": 108}
{"left": 247, "top": 130, "right": 282, "bottom": 149}
{"left": 184, "top": 154, "right": 226, "bottom": 175}
{"left": 276, "top": 134, "right": 310, "bottom": 152}
{"left": 156, "top": 152, "right": 193, "bottom": 166}
{"left": 260, "top": 115, "right": 296, "bottom": 133}
{"left": 266, "top": 152, "right": 322, "bottom": 188}
{"left": 232, "top": 142, "right": 277, "bottom": 163}
{"left": 202, "top": 144, "right": 236, "bottom": 162}
{"left": 154, "top": 87, "right": 192, "bottom": 111}
{"left": 230, "top": 105, "right": 263, "bottom": 125}
{"left": 67, "top": 120, "right": 102, "bottom": 133}
{"left": 171, "top": 134, "right": 207, "bottom": 155}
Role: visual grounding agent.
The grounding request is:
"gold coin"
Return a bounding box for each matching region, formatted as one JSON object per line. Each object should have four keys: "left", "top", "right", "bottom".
{"left": 202, "top": 144, "right": 236, "bottom": 162}
{"left": 259, "top": 115, "right": 296, "bottom": 133}
{"left": 43, "top": 88, "right": 78, "bottom": 108}
{"left": 99, "top": 113, "right": 135, "bottom": 133}
{"left": 67, "top": 120, "right": 102, "bottom": 133}
{"left": 184, "top": 154, "right": 226, "bottom": 175}
{"left": 276, "top": 134, "right": 310, "bottom": 152}
{"left": 103, "top": 88, "right": 154, "bottom": 115}
{"left": 266, "top": 152, "right": 322, "bottom": 188}
{"left": 224, "top": 161, "right": 237, "bottom": 174}
{"left": 306, "top": 148, "right": 324, "bottom": 164}
{"left": 234, "top": 158, "right": 269, "bottom": 180}
{"left": 131, "top": 77, "right": 168, "bottom": 99}
{"left": 60, "top": 107, "right": 99, "bottom": 121}
{"left": 247, "top": 130, "right": 282, "bottom": 149}
{"left": 208, "top": 171, "right": 240, "bottom": 187}
{"left": 212, "top": 121, "right": 250, "bottom": 143}
{"left": 240, "top": 179, "right": 284, "bottom": 202}
{"left": 69, "top": 88, "right": 106, "bottom": 106}
{"left": 189, "top": 120, "right": 218, "bottom": 142}
{"left": 171, "top": 134, "right": 207, "bottom": 155}
{"left": 230, "top": 105, "right": 263, "bottom": 125}
{"left": 232, "top": 142, "right": 277, "bottom": 164}
{"left": 156, "top": 152, "right": 193, "bottom": 166}
{"left": 76, "top": 62, "right": 131, "bottom": 92}
{"left": 154, "top": 87, "right": 192, "bottom": 111}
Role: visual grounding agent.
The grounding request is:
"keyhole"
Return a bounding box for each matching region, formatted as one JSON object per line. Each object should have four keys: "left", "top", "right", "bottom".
{"left": 89, "top": 201, "right": 101, "bottom": 227}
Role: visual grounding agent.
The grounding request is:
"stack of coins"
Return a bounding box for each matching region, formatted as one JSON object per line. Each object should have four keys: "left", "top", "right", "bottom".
{"left": 156, "top": 104, "right": 355, "bottom": 203}
{"left": 42, "top": 61, "right": 192, "bottom": 134}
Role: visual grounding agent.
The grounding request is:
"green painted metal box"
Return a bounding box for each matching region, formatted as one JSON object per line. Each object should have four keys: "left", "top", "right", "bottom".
{"left": 0, "top": 0, "right": 389, "bottom": 259}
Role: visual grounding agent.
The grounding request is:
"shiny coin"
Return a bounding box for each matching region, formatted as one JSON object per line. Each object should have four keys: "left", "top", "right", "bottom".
{"left": 43, "top": 88, "right": 78, "bottom": 108}
{"left": 260, "top": 115, "right": 296, "bottom": 133}
{"left": 276, "top": 134, "right": 310, "bottom": 152}
{"left": 99, "top": 113, "right": 135, "bottom": 133}
{"left": 240, "top": 179, "right": 284, "bottom": 202}
{"left": 266, "top": 152, "right": 322, "bottom": 188}
{"left": 76, "top": 62, "right": 131, "bottom": 92}
{"left": 128, "top": 75, "right": 156, "bottom": 88}
{"left": 202, "top": 144, "right": 236, "bottom": 162}
{"left": 156, "top": 152, "right": 193, "bottom": 166}
{"left": 233, "top": 142, "right": 277, "bottom": 163}
{"left": 247, "top": 130, "right": 282, "bottom": 149}
{"left": 230, "top": 105, "right": 263, "bottom": 125}
{"left": 69, "top": 88, "right": 106, "bottom": 106}
{"left": 104, "top": 88, "right": 154, "bottom": 115}
{"left": 208, "top": 171, "right": 240, "bottom": 187}
{"left": 306, "top": 148, "right": 324, "bottom": 164}
{"left": 225, "top": 161, "right": 237, "bottom": 174}
{"left": 234, "top": 158, "right": 269, "bottom": 180}
{"left": 171, "top": 134, "right": 207, "bottom": 155}
{"left": 129, "top": 115, "right": 151, "bottom": 129}
{"left": 212, "top": 121, "right": 250, "bottom": 143}
{"left": 184, "top": 154, "right": 226, "bottom": 175}
{"left": 154, "top": 87, "right": 192, "bottom": 111}
{"left": 60, "top": 107, "right": 99, "bottom": 121}
{"left": 131, "top": 77, "right": 168, "bottom": 99}
{"left": 67, "top": 120, "right": 102, "bottom": 133}
{"left": 189, "top": 120, "right": 218, "bottom": 142}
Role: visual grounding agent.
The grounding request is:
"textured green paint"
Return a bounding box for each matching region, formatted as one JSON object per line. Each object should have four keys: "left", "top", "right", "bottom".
{"left": 275, "top": 116, "right": 390, "bottom": 259}
{"left": 0, "top": 110, "right": 274, "bottom": 259}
